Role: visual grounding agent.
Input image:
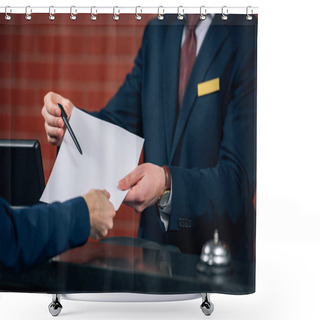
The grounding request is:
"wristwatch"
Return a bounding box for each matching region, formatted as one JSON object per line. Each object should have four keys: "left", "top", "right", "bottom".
{"left": 158, "top": 190, "right": 171, "bottom": 210}
{"left": 158, "top": 166, "right": 171, "bottom": 210}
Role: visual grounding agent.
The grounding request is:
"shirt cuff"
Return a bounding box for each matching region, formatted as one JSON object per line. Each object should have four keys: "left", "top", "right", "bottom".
{"left": 159, "top": 178, "right": 172, "bottom": 231}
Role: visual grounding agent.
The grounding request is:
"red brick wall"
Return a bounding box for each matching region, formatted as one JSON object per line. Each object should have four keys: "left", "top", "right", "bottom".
{"left": 0, "top": 13, "right": 154, "bottom": 237}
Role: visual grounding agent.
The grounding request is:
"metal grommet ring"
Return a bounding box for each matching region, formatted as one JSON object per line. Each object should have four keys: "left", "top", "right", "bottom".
{"left": 49, "top": 6, "right": 55, "bottom": 21}
{"left": 70, "top": 6, "right": 77, "bottom": 21}
{"left": 177, "top": 6, "right": 184, "bottom": 20}
{"left": 113, "top": 6, "right": 120, "bottom": 21}
{"left": 135, "top": 6, "right": 142, "bottom": 21}
{"left": 221, "top": 6, "right": 228, "bottom": 21}
{"left": 246, "top": 6, "right": 253, "bottom": 21}
{"left": 5, "top": 6, "right": 12, "bottom": 21}
{"left": 90, "top": 6, "right": 97, "bottom": 21}
{"left": 25, "top": 6, "right": 32, "bottom": 21}
{"left": 200, "top": 6, "right": 207, "bottom": 20}
{"left": 157, "top": 6, "right": 164, "bottom": 20}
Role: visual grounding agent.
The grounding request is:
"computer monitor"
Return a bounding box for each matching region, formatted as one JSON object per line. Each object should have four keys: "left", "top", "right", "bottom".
{"left": 0, "top": 139, "right": 45, "bottom": 206}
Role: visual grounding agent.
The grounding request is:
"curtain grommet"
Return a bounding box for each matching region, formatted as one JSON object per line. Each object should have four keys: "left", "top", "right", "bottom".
{"left": 25, "top": 6, "right": 32, "bottom": 21}
{"left": 70, "top": 6, "right": 77, "bottom": 21}
{"left": 135, "top": 6, "right": 142, "bottom": 21}
{"left": 221, "top": 6, "right": 228, "bottom": 21}
{"left": 90, "top": 6, "right": 97, "bottom": 21}
{"left": 157, "top": 6, "right": 164, "bottom": 20}
{"left": 246, "top": 6, "right": 253, "bottom": 21}
{"left": 177, "top": 6, "right": 184, "bottom": 20}
{"left": 49, "top": 6, "right": 55, "bottom": 21}
{"left": 5, "top": 6, "right": 12, "bottom": 21}
{"left": 200, "top": 6, "right": 207, "bottom": 20}
{"left": 113, "top": 6, "right": 120, "bottom": 21}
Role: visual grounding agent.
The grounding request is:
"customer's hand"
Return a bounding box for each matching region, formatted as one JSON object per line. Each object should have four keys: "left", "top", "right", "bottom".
{"left": 41, "top": 91, "right": 74, "bottom": 146}
{"left": 83, "top": 189, "right": 116, "bottom": 240}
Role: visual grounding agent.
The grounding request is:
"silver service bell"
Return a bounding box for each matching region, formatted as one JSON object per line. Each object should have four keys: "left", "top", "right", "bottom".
{"left": 196, "top": 230, "right": 232, "bottom": 274}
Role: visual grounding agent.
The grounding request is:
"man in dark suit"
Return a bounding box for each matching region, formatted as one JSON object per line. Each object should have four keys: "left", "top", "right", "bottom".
{"left": 41, "top": 14, "right": 257, "bottom": 261}
{"left": 0, "top": 189, "right": 115, "bottom": 271}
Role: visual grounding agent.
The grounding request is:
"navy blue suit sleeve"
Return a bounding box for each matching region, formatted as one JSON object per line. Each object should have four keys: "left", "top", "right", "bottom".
{"left": 0, "top": 197, "right": 90, "bottom": 271}
{"left": 90, "top": 28, "right": 147, "bottom": 137}
{"left": 169, "top": 41, "right": 257, "bottom": 232}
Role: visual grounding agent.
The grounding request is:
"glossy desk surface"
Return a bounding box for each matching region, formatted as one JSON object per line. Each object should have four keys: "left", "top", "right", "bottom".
{"left": 0, "top": 238, "right": 255, "bottom": 295}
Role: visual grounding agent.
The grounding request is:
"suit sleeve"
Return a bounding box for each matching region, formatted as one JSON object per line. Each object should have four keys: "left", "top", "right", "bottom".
{"left": 168, "top": 41, "right": 257, "bottom": 233}
{"left": 0, "top": 197, "right": 90, "bottom": 271}
{"left": 89, "top": 28, "right": 147, "bottom": 137}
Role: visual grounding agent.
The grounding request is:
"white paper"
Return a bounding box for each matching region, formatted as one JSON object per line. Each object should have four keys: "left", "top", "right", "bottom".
{"left": 40, "top": 107, "right": 144, "bottom": 210}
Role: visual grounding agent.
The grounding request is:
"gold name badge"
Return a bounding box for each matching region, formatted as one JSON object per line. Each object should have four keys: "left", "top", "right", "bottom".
{"left": 197, "top": 78, "right": 220, "bottom": 97}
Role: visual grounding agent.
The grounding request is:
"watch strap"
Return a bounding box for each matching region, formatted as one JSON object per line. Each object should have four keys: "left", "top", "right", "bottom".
{"left": 162, "top": 165, "right": 171, "bottom": 190}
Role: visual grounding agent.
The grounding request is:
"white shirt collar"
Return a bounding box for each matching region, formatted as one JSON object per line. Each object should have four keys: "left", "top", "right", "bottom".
{"left": 181, "top": 14, "right": 214, "bottom": 56}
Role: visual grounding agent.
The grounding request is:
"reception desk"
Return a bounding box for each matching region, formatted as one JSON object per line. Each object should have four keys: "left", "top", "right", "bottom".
{"left": 0, "top": 237, "right": 254, "bottom": 295}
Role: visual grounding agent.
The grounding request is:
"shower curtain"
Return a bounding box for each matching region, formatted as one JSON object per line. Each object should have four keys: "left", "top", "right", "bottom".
{"left": 0, "top": 8, "right": 257, "bottom": 299}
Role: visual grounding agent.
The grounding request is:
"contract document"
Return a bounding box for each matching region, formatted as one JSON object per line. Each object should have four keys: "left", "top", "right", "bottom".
{"left": 40, "top": 107, "right": 144, "bottom": 210}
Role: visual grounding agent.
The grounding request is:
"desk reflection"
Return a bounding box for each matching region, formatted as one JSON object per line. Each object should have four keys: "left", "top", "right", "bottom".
{"left": 59, "top": 237, "right": 174, "bottom": 277}
{"left": 0, "top": 236, "right": 254, "bottom": 295}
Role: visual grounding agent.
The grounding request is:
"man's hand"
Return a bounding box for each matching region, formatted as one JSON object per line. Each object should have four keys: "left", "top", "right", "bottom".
{"left": 41, "top": 92, "right": 74, "bottom": 146}
{"left": 118, "top": 163, "right": 166, "bottom": 213}
{"left": 83, "top": 189, "right": 116, "bottom": 240}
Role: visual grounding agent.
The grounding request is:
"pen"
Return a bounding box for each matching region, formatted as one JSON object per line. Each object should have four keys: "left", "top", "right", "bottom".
{"left": 57, "top": 103, "right": 83, "bottom": 155}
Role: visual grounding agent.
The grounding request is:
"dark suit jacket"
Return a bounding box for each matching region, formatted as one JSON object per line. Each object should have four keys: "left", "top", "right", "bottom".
{"left": 92, "top": 15, "right": 257, "bottom": 261}
{"left": 0, "top": 197, "right": 90, "bottom": 271}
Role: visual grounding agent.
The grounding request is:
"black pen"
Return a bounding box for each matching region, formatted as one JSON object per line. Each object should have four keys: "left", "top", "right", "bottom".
{"left": 57, "top": 103, "right": 83, "bottom": 155}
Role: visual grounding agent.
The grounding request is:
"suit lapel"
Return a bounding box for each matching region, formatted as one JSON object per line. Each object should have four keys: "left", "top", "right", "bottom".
{"left": 169, "top": 19, "right": 230, "bottom": 164}
{"left": 162, "top": 18, "right": 184, "bottom": 161}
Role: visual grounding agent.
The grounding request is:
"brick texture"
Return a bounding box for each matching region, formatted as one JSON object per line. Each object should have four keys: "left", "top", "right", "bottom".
{"left": 0, "top": 13, "right": 155, "bottom": 237}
